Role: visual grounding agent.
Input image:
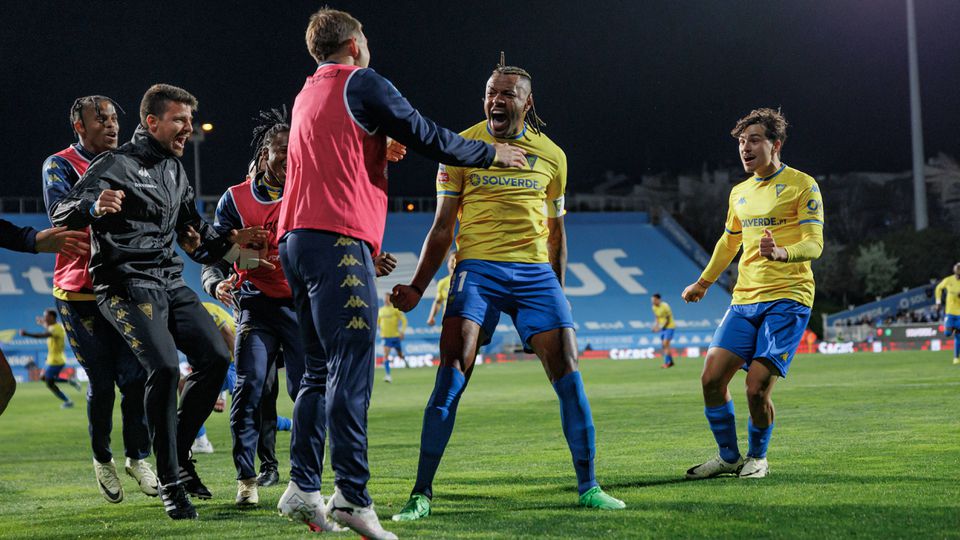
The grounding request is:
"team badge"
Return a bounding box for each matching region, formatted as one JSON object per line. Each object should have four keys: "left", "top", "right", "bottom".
{"left": 775, "top": 184, "right": 786, "bottom": 197}
{"left": 526, "top": 155, "right": 539, "bottom": 169}
{"left": 138, "top": 303, "right": 153, "bottom": 320}
{"left": 81, "top": 317, "right": 95, "bottom": 335}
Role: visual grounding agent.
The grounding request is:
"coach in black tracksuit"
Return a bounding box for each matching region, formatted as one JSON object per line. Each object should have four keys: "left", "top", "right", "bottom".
{"left": 51, "top": 84, "right": 267, "bottom": 520}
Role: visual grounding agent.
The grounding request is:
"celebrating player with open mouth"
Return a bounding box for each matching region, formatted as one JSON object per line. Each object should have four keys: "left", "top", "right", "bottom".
{"left": 390, "top": 56, "right": 625, "bottom": 522}
{"left": 682, "top": 108, "right": 824, "bottom": 480}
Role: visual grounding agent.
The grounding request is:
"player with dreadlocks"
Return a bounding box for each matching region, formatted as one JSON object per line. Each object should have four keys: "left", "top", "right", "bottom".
{"left": 41, "top": 95, "right": 158, "bottom": 504}
{"left": 390, "top": 54, "right": 625, "bottom": 521}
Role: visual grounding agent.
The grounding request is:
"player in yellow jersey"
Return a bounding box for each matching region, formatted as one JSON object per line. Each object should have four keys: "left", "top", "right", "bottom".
{"left": 427, "top": 254, "right": 457, "bottom": 327}
{"left": 378, "top": 293, "right": 408, "bottom": 383}
{"left": 681, "top": 108, "right": 824, "bottom": 480}
{"left": 21, "top": 308, "right": 81, "bottom": 408}
{"left": 651, "top": 294, "right": 677, "bottom": 368}
{"left": 183, "top": 302, "right": 238, "bottom": 455}
{"left": 934, "top": 262, "right": 960, "bottom": 364}
{"left": 390, "top": 59, "right": 624, "bottom": 520}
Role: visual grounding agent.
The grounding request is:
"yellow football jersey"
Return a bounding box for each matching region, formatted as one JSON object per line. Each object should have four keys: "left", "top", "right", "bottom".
{"left": 652, "top": 302, "right": 676, "bottom": 329}
{"left": 435, "top": 274, "right": 452, "bottom": 308}
{"left": 436, "top": 122, "right": 567, "bottom": 264}
{"left": 202, "top": 302, "right": 236, "bottom": 334}
{"left": 935, "top": 275, "right": 960, "bottom": 316}
{"left": 46, "top": 324, "right": 66, "bottom": 366}
{"left": 701, "top": 165, "right": 824, "bottom": 307}
{"left": 378, "top": 306, "right": 407, "bottom": 338}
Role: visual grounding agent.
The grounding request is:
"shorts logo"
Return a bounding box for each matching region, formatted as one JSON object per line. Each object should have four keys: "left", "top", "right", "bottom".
{"left": 122, "top": 322, "right": 134, "bottom": 335}
{"left": 60, "top": 305, "right": 70, "bottom": 316}
{"left": 340, "top": 275, "right": 364, "bottom": 288}
{"left": 69, "top": 337, "right": 79, "bottom": 348}
{"left": 129, "top": 337, "right": 142, "bottom": 351}
{"left": 63, "top": 321, "right": 73, "bottom": 332}
{"left": 344, "top": 295, "right": 369, "bottom": 308}
{"left": 337, "top": 254, "right": 362, "bottom": 267}
{"left": 776, "top": 184, "right": 786, "bottom": 197}
{"left": 109, "top": 295, "right": 122, "bottom": 307}
{"left": 81, "top": 317, "right": 95, "bottom": 335}
{"left": 115, "top": 308, "right": 128, "bottom": 320}
{"left": 345, "top": 317, "right": 370, "bottom": 330}
{"left": 781, "top": 352, "right": 789, "bottom": 361}
{"left": 138, "top": 303, "right": 153, "bottom": 320}
{"left": 334, "top": 236, "right": 358, "bottom": 247}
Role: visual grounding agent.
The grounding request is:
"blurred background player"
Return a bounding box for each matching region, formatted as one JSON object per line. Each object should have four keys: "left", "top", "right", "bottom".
{"left": 275, "top": 8, "right": 523, "bottom": 538}
{"left": 21, "top": 308, "right": 80, "bottom": 407}
{"left": 0, "top": 219, "right": 88, "bottom": 416}
{"left": 934, "top": 262, "right": 960, "bottom": 364}
{"left": 681, "top": 108, "right": 824, "bottom": 480}
{"left": 377, "top": 293, "right": 407, "bottom": 383}
{"left": 185, "top": 301, "right": 239, "bottom": 455}
{"left": 42, "top": 95, "right": 156, "bottom": 503}
{"left": 390, "top": 57, "right": 624, "bottom": 522}
{"left": 651, "top": 293, "right": 676, "bottom": 368}
{"left": 426, "top": 253, "right": 457, "bottom": 327}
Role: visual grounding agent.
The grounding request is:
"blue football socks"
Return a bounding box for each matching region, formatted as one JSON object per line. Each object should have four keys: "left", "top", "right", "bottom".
{"left": 553, "top": 371, "right": 598, "bottom": 495}
{"left": 705, "top": 400, "right": 740, "bottom": 463}
{"left": 747, "top": 418, "right": 774, "bottom": 458}
{"left": 412, "top": 366, "right": 467, "bottom": 498}
{"left": 954, "top": 336, "right": 959, "bottom": 358}
{"left": 384, "top": 358, "right": 392, "bottom": 376}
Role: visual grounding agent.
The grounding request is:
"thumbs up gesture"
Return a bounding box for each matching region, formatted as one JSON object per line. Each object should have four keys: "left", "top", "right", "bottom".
{"left": 760, "top": 229, "right": 788, "bottom": 262}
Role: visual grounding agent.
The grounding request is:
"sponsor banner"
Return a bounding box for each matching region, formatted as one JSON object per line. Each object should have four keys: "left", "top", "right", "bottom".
{"left": 874, "top": 323, "right": 944, "bottom": 342}
{"left": 817, "top": 341, "right": 855, "bottom": 354}
{"left": 826, "top": 285, "right": 937, "bottom": 327}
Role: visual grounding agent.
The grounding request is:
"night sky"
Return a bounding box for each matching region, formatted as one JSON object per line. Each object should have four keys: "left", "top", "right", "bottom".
{"left": 4, "top": 0, "right": 959, "bottom": 201}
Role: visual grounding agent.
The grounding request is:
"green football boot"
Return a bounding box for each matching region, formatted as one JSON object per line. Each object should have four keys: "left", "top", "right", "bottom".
{"left": 391, "top": 493, "right": 431, "bottom": 521}
{"left": 578, "top": 486, "right": 626, "bottom": 510}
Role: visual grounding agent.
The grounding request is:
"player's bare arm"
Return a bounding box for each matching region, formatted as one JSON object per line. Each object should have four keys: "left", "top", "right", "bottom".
{"left": 546, "top": 216, "right": 567, "bottom": 286}
{"left": 391, "top": 196, "right": 459, "bottom": 312}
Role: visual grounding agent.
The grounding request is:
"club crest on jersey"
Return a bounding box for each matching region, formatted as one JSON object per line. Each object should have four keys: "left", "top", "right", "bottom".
{"left": 776, "top": 184, "right": 786, "bottom": 197}
{"left": 526, "top": 155, "right": 539, "bottom": 169}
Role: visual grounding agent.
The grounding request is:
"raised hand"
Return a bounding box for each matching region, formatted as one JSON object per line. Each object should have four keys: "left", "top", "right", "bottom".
{"left": 215, "top": 273, "right": 239, "bottom": 306}
{"left": 374, "top": 252, "right": 398, "bottom": 277}
{"left": 229, "top": 226, "right": 269, "bottom": 247}
{"left": 492, "top": 142, "right": 528, "bottom": 168}
{"left": 34, "top": 226, "right": 89, "bottom": 257}
{"left": 94, "top": 189, "right": 124, "bottom": 217}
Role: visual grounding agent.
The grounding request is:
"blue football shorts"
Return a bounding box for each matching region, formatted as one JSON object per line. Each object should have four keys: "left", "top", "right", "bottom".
{"left": 944, "top": 314, "right": 960, "bottom": 335}
{"left": 444, "top": 259, "right": 574, "bottom": 352}
{"left": 382, "top": 337, "right": 403, "bottom": 351}
{"left": 709, "top": 299, "right": 811, "bottom": 377}
{"left": 660, "top": 328, "right": 675, "bottom": 342}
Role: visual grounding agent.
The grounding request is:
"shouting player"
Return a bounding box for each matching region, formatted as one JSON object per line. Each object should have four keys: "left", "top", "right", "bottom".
{"left": 390, "top": 58, "right": 625, "bottom": 522}
{"left": 681, "top": 108, "right": 824, "bottom": 480}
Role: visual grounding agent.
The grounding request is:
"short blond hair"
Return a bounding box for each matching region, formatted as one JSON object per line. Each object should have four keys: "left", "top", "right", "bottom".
{"left": 305, "top": 8, "right": 362, "bottom": 63}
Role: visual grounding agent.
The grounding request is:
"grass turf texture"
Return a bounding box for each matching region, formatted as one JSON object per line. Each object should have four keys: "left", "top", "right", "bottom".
{"left": 1, "top": 351, "right": 958, "bottom": 539}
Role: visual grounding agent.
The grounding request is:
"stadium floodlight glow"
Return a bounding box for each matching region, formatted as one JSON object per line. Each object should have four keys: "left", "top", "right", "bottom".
{"left": 406, "top": 203, "right": 415, "bottom": 212}
{"left": 201, "top": 123, "right": 214, "bottom": 132}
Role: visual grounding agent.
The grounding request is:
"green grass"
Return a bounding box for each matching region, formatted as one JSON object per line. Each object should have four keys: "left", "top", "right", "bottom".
{"left": 1, "top": 351, "right": 959, "bottom": 538}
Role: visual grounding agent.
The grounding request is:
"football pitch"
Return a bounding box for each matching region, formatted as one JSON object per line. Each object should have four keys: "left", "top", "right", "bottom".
{"left": 1, "top": 351, "right": 957, "bottom": 539}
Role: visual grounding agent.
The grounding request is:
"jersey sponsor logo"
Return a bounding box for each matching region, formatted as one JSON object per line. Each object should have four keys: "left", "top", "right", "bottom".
{"left": 436, "top": 164, "right": 450, "bottom": 184}
{"left": 806, "top": 199, "right": 821, "bottom": 213}
{"left": 740, "top": 216, "right": 788, "bottom": 228}
{"left": 345, "top": 316, "right": 370, "bottom": 330}
{"left": 776, "top": 184, "right": 786, "bottom": 197}
{"left": 133, "top": 183, "right": 158, "bottom": 189}
{"left": 467, "top": 173, "right": 542, "bottom": 190}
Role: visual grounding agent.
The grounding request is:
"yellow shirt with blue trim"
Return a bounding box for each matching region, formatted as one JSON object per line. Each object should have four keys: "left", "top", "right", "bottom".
{"left": 46, "top": 324, "right": 66, "bottom": 366}
{"left": 435, "top": 275, "right": 452, "bottom": 311}
{"left": 652, "top": 302, "right": 676, "bottom": 329}
{"left": 378, "top": 306, "right": 407, "bottom": 339}
{"left": 700, "top": 165, "right": 824, "bottom": 307}
{"left": 202, "top": 302, "right": 236, "bottom": 334}
{"left": 436, "top": 122, "right": 567, "bottom": 264}
{"left": 935, "top": 275, "right": 960, "bottom": 316}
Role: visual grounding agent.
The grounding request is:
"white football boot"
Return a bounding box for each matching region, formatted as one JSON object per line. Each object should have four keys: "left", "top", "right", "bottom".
{"left": 93, "top": 458, "right": 124, "bottom": 503}
{"left": 125, "top": 457, "right": 159, "bottom": 496}
{"left": 326, "top": 487, "right": 398, "bottom": 540}
{"left": 685, "top": 454, "right": 744, "bottom": 479}
{"left": 738, "top": 457, "right": 769, "bottom": 478}
{"left": 278, "top": 481, "right": 344, "bottom": 532}
{"left": 236, "top": 478, "right": 259, "bottom": 506}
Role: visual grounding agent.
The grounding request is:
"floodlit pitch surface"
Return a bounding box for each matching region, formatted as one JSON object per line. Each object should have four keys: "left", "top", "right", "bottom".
{"left": 1, "top": 351, "right": 957, "bottom": 538}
